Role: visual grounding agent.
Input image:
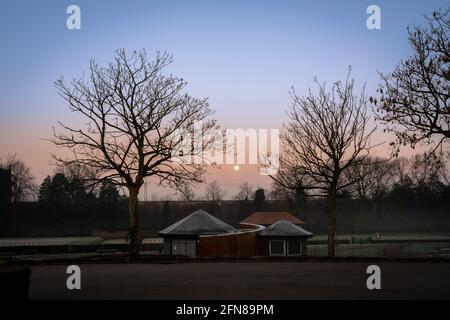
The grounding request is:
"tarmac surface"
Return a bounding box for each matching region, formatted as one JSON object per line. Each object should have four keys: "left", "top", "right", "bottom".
{"left": 29, "top": 261, "right": 450, "bottom": 299}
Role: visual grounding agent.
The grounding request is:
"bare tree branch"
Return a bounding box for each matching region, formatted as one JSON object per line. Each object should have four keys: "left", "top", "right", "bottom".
{"left": 374, "top": 9, "right": 450, "bottom": 156}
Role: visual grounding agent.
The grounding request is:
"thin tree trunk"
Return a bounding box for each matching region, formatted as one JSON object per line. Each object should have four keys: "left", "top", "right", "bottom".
{"left": 328, "top": 190, "right": 337, "bottom": 257}
{"left": 128, "top": 186, "right": 142, "bottom": 256}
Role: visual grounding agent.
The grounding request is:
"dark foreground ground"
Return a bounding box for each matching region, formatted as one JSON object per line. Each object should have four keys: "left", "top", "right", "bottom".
{"left": 29, "top": 262, "right": 450, "bottom": 300}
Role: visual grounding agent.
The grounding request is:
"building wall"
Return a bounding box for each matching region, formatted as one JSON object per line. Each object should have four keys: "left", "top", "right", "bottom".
{"left": 199, "top": 232, "right": 254, "bottom": 257}
{"left": 199, "top": 224, "right": 264, "bottom": 257}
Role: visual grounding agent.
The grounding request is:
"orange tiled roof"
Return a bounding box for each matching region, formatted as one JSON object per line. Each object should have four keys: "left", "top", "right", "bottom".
{"left": 240, "top": 211, "right": 304, "bottom": 226}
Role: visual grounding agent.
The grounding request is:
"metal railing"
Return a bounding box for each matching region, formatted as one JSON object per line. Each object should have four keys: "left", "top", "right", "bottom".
{"left": 307, "top": 239, "right": 450, "bottom": 258}
{"left": 0, "top": 239, "right": 164, "bottom": 261}
{"left": 1, "top": 238, "right": 450, "bottom": 260}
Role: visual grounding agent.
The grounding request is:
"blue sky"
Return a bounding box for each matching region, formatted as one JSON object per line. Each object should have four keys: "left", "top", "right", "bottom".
{"left": 0, "top": 0, "right": 446, "bottom": 197}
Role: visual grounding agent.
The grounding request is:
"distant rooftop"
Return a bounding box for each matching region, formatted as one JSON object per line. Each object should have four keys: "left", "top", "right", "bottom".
{"left": 241, "top": 211, "right": 304, "bottom": 226}
{"left": 258, "top": 219, "right": 313, "bottom": 237}
{"left": 158, "top": 209, "right": 237, "bottom": 236}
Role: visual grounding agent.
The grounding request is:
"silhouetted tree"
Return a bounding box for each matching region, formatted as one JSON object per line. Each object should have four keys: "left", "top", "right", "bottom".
{"left": 374, "top": 9, "right": 450, "bottom": 155}
{"left": 205, "top": 181, "right": 224, "bottom": 202}
{"left": 51, "top": 49, "right": 216, "bottom": 255}
{"left": 205, "top": 180, "right": 224, "bottom": 213}
{"left": 38, "top": 176, "right": 52, "bottom": 202}
{"left": 269, "top": 156, "right": 311, "bottom": 212}
{"left": 409, "top": 153, "right": 447, "bottom": 190}
{"left": 281, "top": 71, "right": 376, "bottom": 256}
{"left": 235, "top": 182, "right": 253, "bottom": 200}
{"left": 390, "top": 157, "right": 413, "bottom": 188}
{"left": 0, "top": 154, "right": 36, "bottom": 202}
{"left": 344, "top": 156, "right": 394, "bottom": 200}
{"left": 38, "top": 172, "right": 94, "bottom": 204}
{"left": 178, "top": 184, "right": 196, "bottom": 201}
{"left": 269, "top": 182, "right": 289, "bottom": 200}
{"left": 98, "top": 180, "right": 121, "bottom": 203}
{"left": 38, "top": 173, "right": 70, "bottom": 203}
{"left": 269, "top": 154, "right": 313, "bottom": 196}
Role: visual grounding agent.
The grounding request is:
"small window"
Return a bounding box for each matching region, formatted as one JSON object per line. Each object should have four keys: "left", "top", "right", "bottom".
{"left": 172, "top": 240, "right": 197, "bottom": 257}
{"left": 269, "top": 240, "right": 286, "bottom": 256}
{"left": 287, "top": 239, "right": 302, "bottom": 256}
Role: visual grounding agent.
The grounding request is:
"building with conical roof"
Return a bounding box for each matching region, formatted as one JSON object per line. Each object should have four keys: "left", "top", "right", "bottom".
{"left": 258, "top": 219, "right": 314, "bottom": 256}
{"left": 158, "top": 209, "right": 236, "bottom": 256}
{"left": 159, "top": 210, "right": 314, "bottom": 257}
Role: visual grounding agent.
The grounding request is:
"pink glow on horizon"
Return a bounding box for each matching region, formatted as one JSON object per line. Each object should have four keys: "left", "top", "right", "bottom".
{"left": 0, "top": 117, "right": 431, "bottom": 200}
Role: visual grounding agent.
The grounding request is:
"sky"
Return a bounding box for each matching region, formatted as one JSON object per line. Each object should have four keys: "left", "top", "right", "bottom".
{"left": 0, "top": 0, "right": 446, "bottom": 199}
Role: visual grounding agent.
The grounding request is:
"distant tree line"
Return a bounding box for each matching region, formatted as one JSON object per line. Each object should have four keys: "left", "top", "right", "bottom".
{"left": 38, "top": 172, "right": 124, "bottom": 205}
{"left": 269, "top": 153, "right": 448, "bottom": 201}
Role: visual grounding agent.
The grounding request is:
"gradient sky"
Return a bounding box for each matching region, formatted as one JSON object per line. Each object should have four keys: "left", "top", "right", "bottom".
{"left": 0, "top": 0, "right": 446, "bottom": 199}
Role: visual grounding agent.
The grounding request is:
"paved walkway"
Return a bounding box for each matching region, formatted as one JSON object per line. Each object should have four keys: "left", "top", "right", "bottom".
{"left": 29, "top": 262, "right": 450, "bottom": 299}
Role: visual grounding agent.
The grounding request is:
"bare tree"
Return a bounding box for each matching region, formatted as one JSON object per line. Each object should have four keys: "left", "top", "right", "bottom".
{"left": 51, "top": 49, "right": 216, "bottom": 255}
{"left": 344, "top": 156, "right": 395, "bottom": 199}
{"left": 56, "top": 162, "right": 98, "bottom": 184}
{"left": 55, "top": 162, "right": 99, "bottom": 196}
{"left": 390, "top": 157, "right": 413, "bottom": 187}
{"left": 204, "top": 180, "right": 224, "bottom": 202}
{"left": 280, "top": 72, "right": 376, "bottom": 256}
{"left": 0, "top": 154, "right": 37, "bottom": 202}
{"left": 269, "top": 153, "right": 314, "bottom": 200}
{"left": 374, "top": 9, "right": 450, "bottom": 155}
{"left": 387, "top": 153, "right": 448, "bottom": 196}
{"left": 178, "top": 184, "right": 196, "bottom": 201}
{"left": 268, "top": 182, "right": 288, "bottom": 200}
{"left": 408, "top": 152, "right": 447, "bottom": 189}
{"left": 235, "top": 182, "right": 253, "bottom": 200}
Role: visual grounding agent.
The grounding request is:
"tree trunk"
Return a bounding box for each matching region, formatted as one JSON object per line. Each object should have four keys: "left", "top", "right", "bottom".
{"left": 128, "top": 186, "right": 142, "bottom": 257}
{"left": 328, "top": 190, "right": 337, "bottom": 257}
